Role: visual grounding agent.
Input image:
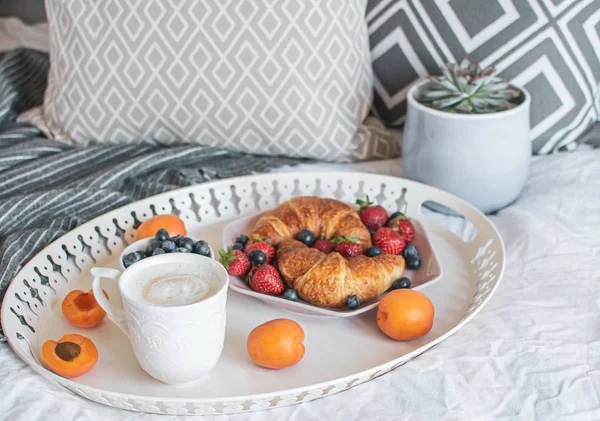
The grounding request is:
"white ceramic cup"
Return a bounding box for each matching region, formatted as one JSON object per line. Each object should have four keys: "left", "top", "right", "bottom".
{"left": 91, "top": 253, "right": 229, "bottom": 385}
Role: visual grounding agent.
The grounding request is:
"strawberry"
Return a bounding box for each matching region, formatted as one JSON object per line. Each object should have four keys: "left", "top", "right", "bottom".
{"left": 248, "top": 264, "right": 285, "bottom": 295}
{"left": 356, "top": 196, "right": 388, "bottom": 231}
{"left": 245, "top": 239, "right": 275, "bottom": 264}
{"left": 336, "top": 242, "right": 363, "bottom": 257}
{"left": 387, "top": 214, "right": 416, "bottom": 243}
{"left": 313, "top": 238, "right": 335, "bottom": 254}
{"left": 373, "top": 227, "right": 405, "bottom": 255}
{"left": 219, "top": 249, "right": 250, "bottom": 277}
{"left": 332, "top": 236, "right": 363, "bottom": 257}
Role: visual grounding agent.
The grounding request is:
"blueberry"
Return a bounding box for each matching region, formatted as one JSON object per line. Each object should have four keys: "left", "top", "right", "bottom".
{"left": 177, "top": 237, "right": 194, "bottom": 251}
{"left": 236, "top": 235, "right": 249, "bottom": 246}
{"left": 368, "top": 228, "right": 376, "bottom": 236}
{"left": 403, "top": 244, "right": 419, "bottom": 259}
{"left": 346, "top": 295, "right": 360, "bottom": 310}
{"left": 176, "top": 247, "right": 190, "bottom": 253}
{"left": 248, "top": 249, "right": 266, "bottom": 265}
{"left": 406, "top": 256, "right": 422, "bottom": 270}
{"left": 161, "top": 240, "right": 176, "bottom": 253}
{"left": 231, "top": 242, "right": 244, "bottom": 252}
{"left": 170, "top": 235, "right": 183, "bottom": 243}
{"left": 123, "top": 252, "right": 138, "bottom": 264}
{"left": 193, "top": 240, "right": 212, "bottom": 257}
{"left": 155, "top": 228, "right": 169, "bottom": 242}
{"left": 388, "top": 211, "right": 403, "bottom": 221}
{"left": 283, "top": 289, "right": 298, "bottom": 301}
{"left": 365, "top": 246, "right": 383, "bottom": 257}
{"left": 391, "top": 277, "right": 411, "bottom": 290}
{"left": 296, "top": 230, "right": 316, "bottom": 247}
{"left": 123, "top": 252, "right": 141, "bottom": 268}
{"left": 152, "top": 248, "right": 166, "bottom": 256}
{"left": 145, "top": 242, "right": 160, "bottom": 257}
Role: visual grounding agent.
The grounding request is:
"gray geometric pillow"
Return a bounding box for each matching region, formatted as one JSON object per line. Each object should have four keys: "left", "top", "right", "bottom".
{"left": 367, "top": 0, "right": 600, "bottom": 154}
{"left": 42, "top": 0, "right": 400, "bottom": 162}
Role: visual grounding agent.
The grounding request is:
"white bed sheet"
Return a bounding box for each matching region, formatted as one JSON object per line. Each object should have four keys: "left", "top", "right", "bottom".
{"left": 2, "top": 149, "right": 600, "bottom": 421}
{"left": 0, "top": 18, "right": 47, "bottom": 52}
{"left": 3, "top": 16, "right": 600, "bottom": 421}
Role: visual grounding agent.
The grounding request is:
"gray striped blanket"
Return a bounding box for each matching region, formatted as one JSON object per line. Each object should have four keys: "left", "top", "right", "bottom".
{"left": 0, "top": 48, "right": 305, "bottom": 340}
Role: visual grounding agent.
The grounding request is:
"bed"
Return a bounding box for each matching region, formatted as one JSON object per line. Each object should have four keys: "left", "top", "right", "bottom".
{"left": 1, "top": 17, "right": 600, "bottom": 421}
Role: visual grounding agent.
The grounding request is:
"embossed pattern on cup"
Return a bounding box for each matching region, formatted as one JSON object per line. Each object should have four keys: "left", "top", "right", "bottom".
{"left": 92, "top": 253, "right": 229, "bottom": 385}
{"left": 124, "top": 293, "right": 227, "bottom": 385}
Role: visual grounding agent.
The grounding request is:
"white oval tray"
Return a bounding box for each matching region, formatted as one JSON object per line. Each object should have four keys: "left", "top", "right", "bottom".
{"left": 0, "top": 172, "right": 504, "bottom": 416}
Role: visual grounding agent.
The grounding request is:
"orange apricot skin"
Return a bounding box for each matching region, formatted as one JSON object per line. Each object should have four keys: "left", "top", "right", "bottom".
{"left": 62, "top": 289, "right": 108, "bottom": 328}
{"left": 136, "top": 215, "right": 187, "bottom": 241}
{"left": 42, "top": 334, "right": 98, "bottom": 378}
{"left": 377, "top": 289, "right": 434, "bottom": 341}
{"left": 247, "top": 319, "right": 305, "bottom": 369}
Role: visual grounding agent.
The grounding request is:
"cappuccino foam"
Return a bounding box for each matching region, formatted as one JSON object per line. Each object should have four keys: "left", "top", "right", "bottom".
{"left": 140, "top": 274, "right": 216, "bottom": 307}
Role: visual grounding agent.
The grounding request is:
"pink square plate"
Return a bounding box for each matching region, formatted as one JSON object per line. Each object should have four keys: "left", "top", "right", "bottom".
{"left": 222, "top": 213, "right": 442, "bottom": 317}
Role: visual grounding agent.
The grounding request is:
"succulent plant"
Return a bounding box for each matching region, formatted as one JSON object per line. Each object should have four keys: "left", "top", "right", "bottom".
{"left": 418, "top": 59, "right": 523, "bottom": 114}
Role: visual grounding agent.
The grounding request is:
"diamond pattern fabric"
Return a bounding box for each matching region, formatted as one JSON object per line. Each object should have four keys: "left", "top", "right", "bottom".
{"left": 43, "top": 0, "right": 400, "bottom": 162}
{"left": 366, "top": 0, "right": 600, "bottom": 154}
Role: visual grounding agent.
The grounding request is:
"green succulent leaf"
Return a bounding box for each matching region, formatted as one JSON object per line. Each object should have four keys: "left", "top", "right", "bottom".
{"left": 420, "top": 89, "right": 456, "bottom": 100}
{"left": 465, "top": 78, "right": 485, "bottom": 96}
{"left": 432, "top": 95, "right": 467, "bottom": 110}
{"left": 454, "top": 101, "right": 473, "bottom": 113}
{"left": 469, "top": 97, "right": 488, "bottom": 109}
{"left": 431, "top": 77, "right": 459, "bottom": 92}
{"left": 419, "top": 59, "right": 522, "bottom": 114}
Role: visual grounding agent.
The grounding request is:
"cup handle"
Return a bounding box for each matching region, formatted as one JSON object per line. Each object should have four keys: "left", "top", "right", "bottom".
{"left": 91, "top": 267, "right": 129, "bottom": 338}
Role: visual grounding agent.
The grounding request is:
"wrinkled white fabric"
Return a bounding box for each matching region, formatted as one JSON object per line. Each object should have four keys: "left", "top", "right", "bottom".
{"left": 2, "top": 149, "right": 599, "bottom": 421}
{"left": 0, "top": 17, "right": 48, "bottom": 52}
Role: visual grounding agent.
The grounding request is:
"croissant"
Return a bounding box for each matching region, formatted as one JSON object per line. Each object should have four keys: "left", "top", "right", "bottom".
{"left": 277, "top": 240, "right": 405, "bottom": 307}
{"left": 249, "top": 196, "right": 371, "bottom": 248}
{"left": 249, "top": 197, "right": 405, "bottom": 307}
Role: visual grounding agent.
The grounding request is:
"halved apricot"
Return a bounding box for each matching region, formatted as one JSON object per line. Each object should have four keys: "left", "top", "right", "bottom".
{"left": 136, "top": 214, "right": 187, "bottom": 241}
{"left": 62, "top": 289, "right": 108, "bottom": 328}
{"left": 42, "top": 334, "right": 98, "bottom": 378}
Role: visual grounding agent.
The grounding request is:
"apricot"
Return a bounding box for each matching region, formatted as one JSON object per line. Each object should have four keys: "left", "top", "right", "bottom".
{"left": 42, "top": 334, "right": 98, "bottom": 378}
{"left": 62, "top": 289, "right": 108, "bottom": 328}
{"left": 377, "top": 289, "right": 434, "bottom": 341}
{"left": 247, "top": 319, "right": 305, "bottom": 369}
{"left": 136, "top": 214, "right": 187, "bottom": 241}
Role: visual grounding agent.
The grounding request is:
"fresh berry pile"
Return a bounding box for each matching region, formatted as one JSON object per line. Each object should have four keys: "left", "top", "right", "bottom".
{"left": 357, "top": 196, "right": 423, "bottom": 270}
{"left": 123, "top": 228, "right": 212, "bottom": 268}
{"left": 222, "top": 197, "right": 423, "bottom": 311}
{"left": 220, "top": 238, "right": 289, "bottom": 298}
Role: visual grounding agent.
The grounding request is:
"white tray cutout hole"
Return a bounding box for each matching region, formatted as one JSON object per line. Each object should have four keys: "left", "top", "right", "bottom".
{"left": 420, "top": 201, "right": 477, "bottom": 243}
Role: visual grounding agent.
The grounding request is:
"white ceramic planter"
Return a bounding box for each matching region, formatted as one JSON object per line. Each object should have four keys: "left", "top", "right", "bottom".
{"left": 402, "top": 81, "right": 531, "bottom": 214}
